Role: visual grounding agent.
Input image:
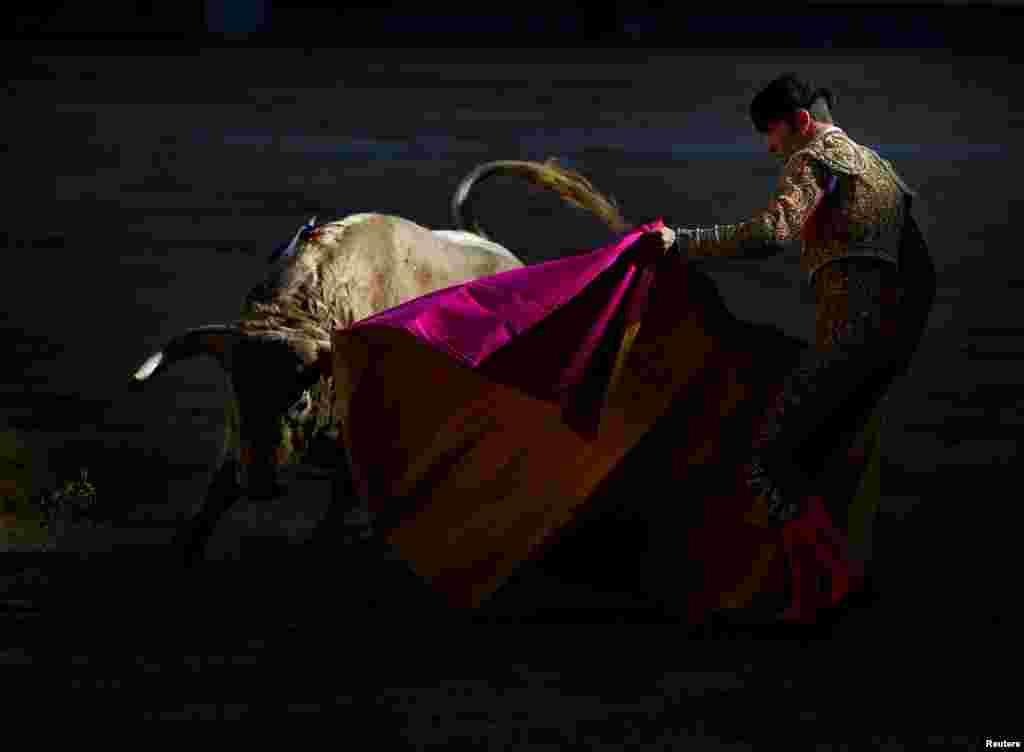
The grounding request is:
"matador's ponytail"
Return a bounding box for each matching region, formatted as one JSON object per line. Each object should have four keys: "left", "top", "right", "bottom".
{"left": 750, "top": 74, "right": 838, "bottom": 132}
{"left": 807, "top": 86, "right": 835, "bottom": 123}
{"left": 808, "top": 86, "right": 835, "bottom": 111}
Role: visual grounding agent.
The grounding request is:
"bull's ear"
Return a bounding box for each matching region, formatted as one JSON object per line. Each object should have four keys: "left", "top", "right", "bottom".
{"left": 131, "top": 324, "right": 242, "bottom": 386}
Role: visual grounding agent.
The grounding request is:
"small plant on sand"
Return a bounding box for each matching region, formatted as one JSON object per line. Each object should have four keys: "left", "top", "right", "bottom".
{"left": 37, "top": 467, "right": 99, "bottom": 526}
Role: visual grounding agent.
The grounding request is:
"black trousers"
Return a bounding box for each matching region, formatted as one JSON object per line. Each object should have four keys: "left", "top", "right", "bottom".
{"left": 746, "top": 329, "right": 897, "bottom": 523}
{"left": 747, "top": 216, "right": 937, "bottom": 525}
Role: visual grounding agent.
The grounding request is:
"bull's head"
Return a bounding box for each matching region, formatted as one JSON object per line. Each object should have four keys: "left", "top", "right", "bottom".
{"left": 131, "top": 324, "right": 335, "bottom": 500}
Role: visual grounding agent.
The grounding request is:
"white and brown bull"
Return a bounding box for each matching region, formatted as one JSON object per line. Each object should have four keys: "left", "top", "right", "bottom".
{"left": 130, "top": 160, "right": 628, "bottom": 563}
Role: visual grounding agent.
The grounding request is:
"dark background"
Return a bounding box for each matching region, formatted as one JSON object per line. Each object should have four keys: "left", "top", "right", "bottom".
{"left": 8, "top": 1, "right": 1023, "bottom": 47}
{"left": 2, "top": 0, "right": 1020, "bottom": 739}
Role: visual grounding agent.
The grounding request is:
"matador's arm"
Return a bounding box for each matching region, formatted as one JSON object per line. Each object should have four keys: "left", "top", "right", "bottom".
{"left": 676, "top": 155, "right": 832, "bottom": 259}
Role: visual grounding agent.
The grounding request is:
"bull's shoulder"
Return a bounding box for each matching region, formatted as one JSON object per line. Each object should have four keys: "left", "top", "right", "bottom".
{"left": 313, "top": 214, "right": 426, "bottom": 258}
{"left": 315, "top": 214, "right": 522, "bottom": 272}
{"left": 321, "top": 213, "right": 436, "bottom": 243}
{"left": 321, "top": 212, "right": 399, "bottom": 233}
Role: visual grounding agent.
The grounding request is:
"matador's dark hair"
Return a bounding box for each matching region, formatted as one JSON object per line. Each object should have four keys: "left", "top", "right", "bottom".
{"left": 749, "top": 72, "right": 836, "bottom": 133}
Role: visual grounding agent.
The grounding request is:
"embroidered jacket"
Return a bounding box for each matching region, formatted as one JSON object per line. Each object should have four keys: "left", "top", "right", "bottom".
{"left": 682, "top": 126, "right": 916, "bottom": 286}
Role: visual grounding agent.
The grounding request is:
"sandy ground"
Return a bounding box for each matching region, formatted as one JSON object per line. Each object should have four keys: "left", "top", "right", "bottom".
{"left": 2, "top": 47, "right": 1020, "bottom": 737}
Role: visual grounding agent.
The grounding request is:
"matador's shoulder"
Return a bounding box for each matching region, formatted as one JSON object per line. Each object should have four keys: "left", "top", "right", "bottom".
{"left": 792, "top": 127, "right": 919, "bottom": 202}
{"left": 788, "top": 127, "right": 870, "bottom": 177}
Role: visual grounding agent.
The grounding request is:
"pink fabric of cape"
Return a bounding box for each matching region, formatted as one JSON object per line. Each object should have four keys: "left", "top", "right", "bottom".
{"left": 332, "top": 220, "right": 859, "bottom": 619}
{"left": 332, "top": 222, "right": 665, "bottom": 609}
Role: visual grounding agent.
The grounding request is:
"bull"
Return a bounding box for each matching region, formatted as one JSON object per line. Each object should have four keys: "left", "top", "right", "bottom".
{"left": 130, "top": 160, "right": 628, "bottom": 564}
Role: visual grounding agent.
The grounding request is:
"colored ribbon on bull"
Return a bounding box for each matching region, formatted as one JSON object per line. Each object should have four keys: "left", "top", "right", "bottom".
{"left": 268, "top": 216, "right": 318, "bottom": 263}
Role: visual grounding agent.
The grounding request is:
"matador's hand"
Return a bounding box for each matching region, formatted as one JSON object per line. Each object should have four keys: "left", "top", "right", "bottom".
{"left": 644, "top": 225, "right": 677, "bottom": 255}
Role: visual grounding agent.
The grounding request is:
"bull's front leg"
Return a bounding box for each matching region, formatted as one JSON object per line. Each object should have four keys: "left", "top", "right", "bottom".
{"left": 312, "top": 432, "right": 374, "bottom": 547}
{"left": 171, "top": 458, "right": 243, "bottom": 567}
{"left": 171, "top": 400, "right": 244, "bottom": 567}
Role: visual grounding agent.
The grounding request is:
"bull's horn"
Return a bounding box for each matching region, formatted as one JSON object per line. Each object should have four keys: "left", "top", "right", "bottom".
{"left": 131, "top": 324, "right": 242, "bottom": 384}
{"left": 450, "top": 159, "right": 631, "bottom": 240}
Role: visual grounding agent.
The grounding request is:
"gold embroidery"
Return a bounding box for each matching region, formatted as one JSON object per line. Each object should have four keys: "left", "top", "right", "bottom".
{"left": 797, "top": 130, "right": 907, "bottom": 283}
{"left": 802, "top": 130, "right": 869, "bottom": 176}
{"left": 813, "top": 257, "right": 902, "bottom": 349}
